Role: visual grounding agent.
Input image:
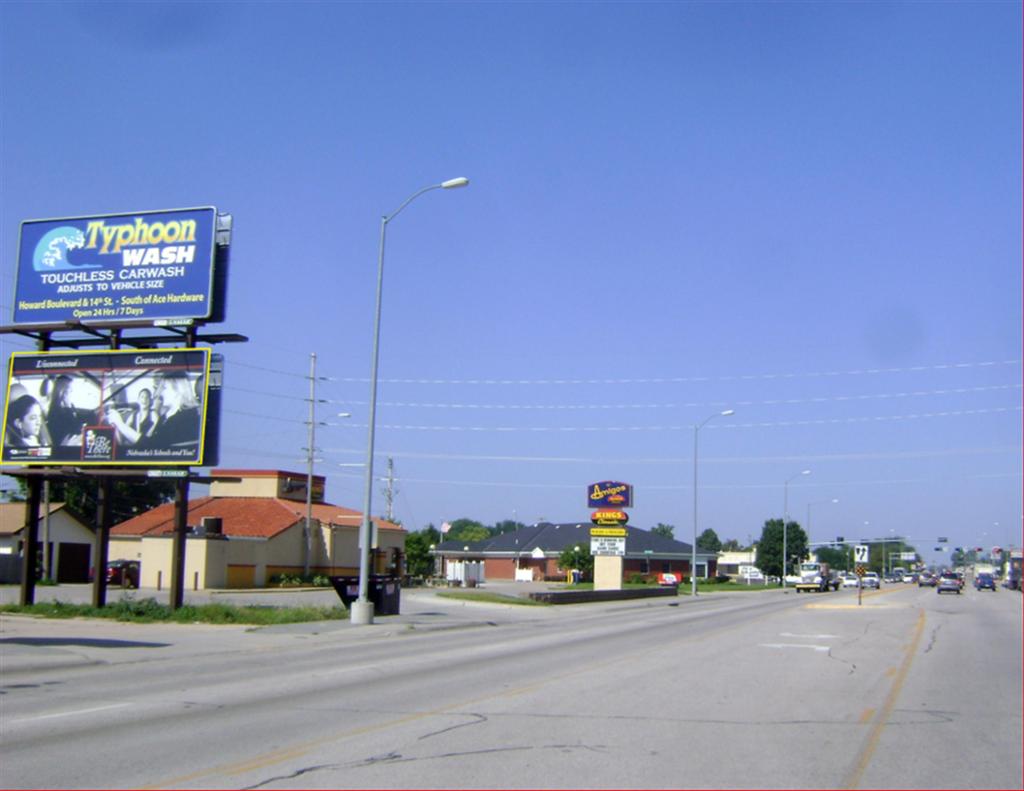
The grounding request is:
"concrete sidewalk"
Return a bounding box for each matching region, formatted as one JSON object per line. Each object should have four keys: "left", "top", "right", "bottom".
{"left": 0, "top": 581, "right": 567, "bottom": 675}
{"left": 0, "top": 579, "right": 556, "bottom": 609}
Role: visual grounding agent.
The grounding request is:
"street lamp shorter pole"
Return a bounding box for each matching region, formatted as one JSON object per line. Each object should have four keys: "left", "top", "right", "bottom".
{"left": 782, "top": 470, "right": 811, "bottom": 588}
{"left": 692, "top": 409, "right": 734, "bottom": 597}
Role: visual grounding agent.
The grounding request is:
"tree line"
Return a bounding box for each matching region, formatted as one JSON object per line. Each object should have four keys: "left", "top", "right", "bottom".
{"left": 404, "top": 516, "right": 919, "bottom": 581}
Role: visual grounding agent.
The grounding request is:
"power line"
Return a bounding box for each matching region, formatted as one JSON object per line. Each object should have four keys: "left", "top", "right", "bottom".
{"left": 324, "top": 405, "right": 1019, "bottom": 433}
{"left": 329, "top": 358, "right": 1020, "bottom": 386}
{"left": 313, "top": 444, "right": 1021, "bottom": 465}
{"left": 333, "top": 383, "right": 1020, "bottom": 411}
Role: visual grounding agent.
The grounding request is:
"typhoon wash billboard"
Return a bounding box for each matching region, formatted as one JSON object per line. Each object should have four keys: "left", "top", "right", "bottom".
{"left": 13, "top": 208, "right": 218, "bottom": 325}
{"left": 2, "top": 349, "right": 213, "bottom": 466}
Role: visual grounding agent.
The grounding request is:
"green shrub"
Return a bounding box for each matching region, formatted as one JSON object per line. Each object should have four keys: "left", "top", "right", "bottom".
{"left": 269, "top": 573, "right": 331, "bottom": 587}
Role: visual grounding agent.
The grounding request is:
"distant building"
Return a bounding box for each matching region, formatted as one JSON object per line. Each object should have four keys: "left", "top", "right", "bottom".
{"left": 0, "top": 501, "right": 95, "bottom": 583}
{"left": 434, "top": 522, "right": 717, "bottom": 583}
{"left": 717, "top": 549, "right": 758, "bottom": 578}
{"left": 109, "top": 469, "right": 405, "bottom": 589}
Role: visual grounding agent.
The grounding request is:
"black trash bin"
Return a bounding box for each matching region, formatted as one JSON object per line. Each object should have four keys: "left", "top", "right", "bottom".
{"left": 329, "top": 575, "right": 401, "bottom": 615}
{"left": 329, "top": 576, "right": 361, "bottom": 608}
{"left": 370, "top": 574, "right": 401, "bottom": 615}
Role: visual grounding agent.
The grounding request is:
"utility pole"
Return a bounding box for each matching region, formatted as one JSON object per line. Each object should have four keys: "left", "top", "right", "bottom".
{"left": 304, "top": 352, "right": 316, "bottom": 578}
{"left": 381, "top": 457, "right": 398, "bottom": 523}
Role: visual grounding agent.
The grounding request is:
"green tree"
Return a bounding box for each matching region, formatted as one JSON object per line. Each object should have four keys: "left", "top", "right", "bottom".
{"left": 814, "top": 545, "right": 850, "bottom": 572}
{"left": 445, "top": 518, "right": 491, "bottom": 543}
{"left": 492, "top": 520, "right": 525, "bottom": 536}
{"left": 12, "top": 477, "right": 176, "bottom": 527}
{"left": 755, "top": 518, "right": 807, "bottom": 581}
{"left": 557, "top": 543, "right": 594, "bottom": 582}
{"left": 404, "top": 525, "right": 441, "bottom": 577}
{"left": 651, "top": 523, "right": 675, "bottom": 539}
{"left": 696, "top": 528, "right": 721, "bottom": 553}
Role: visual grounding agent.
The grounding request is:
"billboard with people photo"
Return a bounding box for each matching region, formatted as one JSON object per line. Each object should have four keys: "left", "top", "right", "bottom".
{"left": 2, "top": 349, "right": 213, "bottom": 466}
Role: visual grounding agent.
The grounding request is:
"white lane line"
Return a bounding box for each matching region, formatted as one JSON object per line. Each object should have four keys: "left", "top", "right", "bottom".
{"left": 9, "top": 702, "right": 132, "bottom": 724}
{"left": 780, "top": 632, "right": 840, "bottom": 639}
{"left": 759, "top": 643, "right": 830, "bottom": 652}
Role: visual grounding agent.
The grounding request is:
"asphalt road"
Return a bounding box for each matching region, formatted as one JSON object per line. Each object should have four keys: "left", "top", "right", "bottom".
{"left": 2, "top": 583, "right": 1021, "bottom": 789}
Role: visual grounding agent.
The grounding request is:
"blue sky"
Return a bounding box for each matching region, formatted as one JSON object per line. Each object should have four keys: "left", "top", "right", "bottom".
{"left": 1, "top": 2, "right": 1020, "bottom": 561}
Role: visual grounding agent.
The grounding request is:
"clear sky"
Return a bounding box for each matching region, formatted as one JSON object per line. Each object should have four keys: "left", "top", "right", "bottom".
{"left": 1, "top": 1, "right": 1020, "bottom": 563}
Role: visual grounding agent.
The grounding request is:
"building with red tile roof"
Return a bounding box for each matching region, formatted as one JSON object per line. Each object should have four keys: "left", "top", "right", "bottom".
{"left": 109, "top": 469, "right": 404, "bottom": 589}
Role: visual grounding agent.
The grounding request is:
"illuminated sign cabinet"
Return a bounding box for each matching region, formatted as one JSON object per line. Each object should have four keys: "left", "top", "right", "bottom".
{"left": 13, "top": 207, "right": 225, "bottom": 325}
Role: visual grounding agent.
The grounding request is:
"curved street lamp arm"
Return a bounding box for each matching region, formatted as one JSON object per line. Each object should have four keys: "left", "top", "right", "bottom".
{"left": 384, "top": 183, "right": 444, "bottom": 225}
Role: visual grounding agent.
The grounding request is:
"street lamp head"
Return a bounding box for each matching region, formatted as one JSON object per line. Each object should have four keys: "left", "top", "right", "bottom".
{"left": 801, "top": 469, "right": 811, "bottom": 476}
{"left": 720, "top": 409, "right": 735, "bottom": 417}
{"left": 441, "top": 177, "right": 470, "bottom": 189}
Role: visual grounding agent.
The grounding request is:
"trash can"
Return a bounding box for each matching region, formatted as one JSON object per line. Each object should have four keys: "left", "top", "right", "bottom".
{"left": 329, "top": 576, "right": 361, "bottom": 609}
{"left": 370, "top": 574, "right": 401, "bottom": 615}
{"left": 329, "top": 575, "right": 401, "bottom": 616}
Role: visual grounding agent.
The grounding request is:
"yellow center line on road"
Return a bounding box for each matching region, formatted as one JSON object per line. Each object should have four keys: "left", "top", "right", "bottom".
{"left": 805, "top": 585, "right": 916, "bottom": 609}
{"left": 842, "top": 607, "right": 927, "bottom": 789}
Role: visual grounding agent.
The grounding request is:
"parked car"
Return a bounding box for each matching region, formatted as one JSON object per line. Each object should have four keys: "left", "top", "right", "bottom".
{"left": 937, "top": 572, "right": 961, "bottom": 594}
{"left": 974, "top": 572, "right": 996, "bottom": 592}
{"left": 106, "top": 559, "right": 140, "bottom": 588}
{"left": 861, "top": 572, "right": 880, "bottom": 589}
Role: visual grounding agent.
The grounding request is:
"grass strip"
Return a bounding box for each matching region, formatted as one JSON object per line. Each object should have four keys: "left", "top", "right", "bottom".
{"left": 0, "top": 598, "right": 348, "bottom": 625}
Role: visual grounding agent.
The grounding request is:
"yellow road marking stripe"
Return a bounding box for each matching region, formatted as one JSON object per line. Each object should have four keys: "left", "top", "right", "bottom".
{"left": 843, "top": 607, "right": 926, "bottom": 789}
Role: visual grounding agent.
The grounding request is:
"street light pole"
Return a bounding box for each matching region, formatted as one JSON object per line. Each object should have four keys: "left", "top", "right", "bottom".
{"left": 692, "top": 409, "right": 734, "bottom": 597}
{"left": 352, "top": 177, "right": 469, "bottom": 626}
{"left": 782, "top": 469, "right": 811, "bottom": 588}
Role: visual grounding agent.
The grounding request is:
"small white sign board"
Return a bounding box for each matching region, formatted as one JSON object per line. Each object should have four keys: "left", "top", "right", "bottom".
{"left": 591, "top": 536, "right": 626, "bottom": 556}
{"left": 854, "top": 544, "right": 869, "bottom": 563}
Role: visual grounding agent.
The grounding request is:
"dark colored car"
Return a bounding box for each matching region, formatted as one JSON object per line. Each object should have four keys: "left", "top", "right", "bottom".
{"left": 106, "top": 559, "right": 140, "bottom": 588}
{"left": 936, "top": 572, "right": 961, "bottom": 594}
{"left": 974, "top": 572, "right": 996, "bottom": 592}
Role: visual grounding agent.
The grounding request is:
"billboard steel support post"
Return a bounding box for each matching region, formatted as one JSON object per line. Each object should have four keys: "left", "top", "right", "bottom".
{"left": 170, "top": 476, "right": 190, "bottom": 610}
{"left": 91, "top": 478, "right": 112, "bottom": 608}
{"left": 19, "top": 479, "right": 42, "bottom": 606}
